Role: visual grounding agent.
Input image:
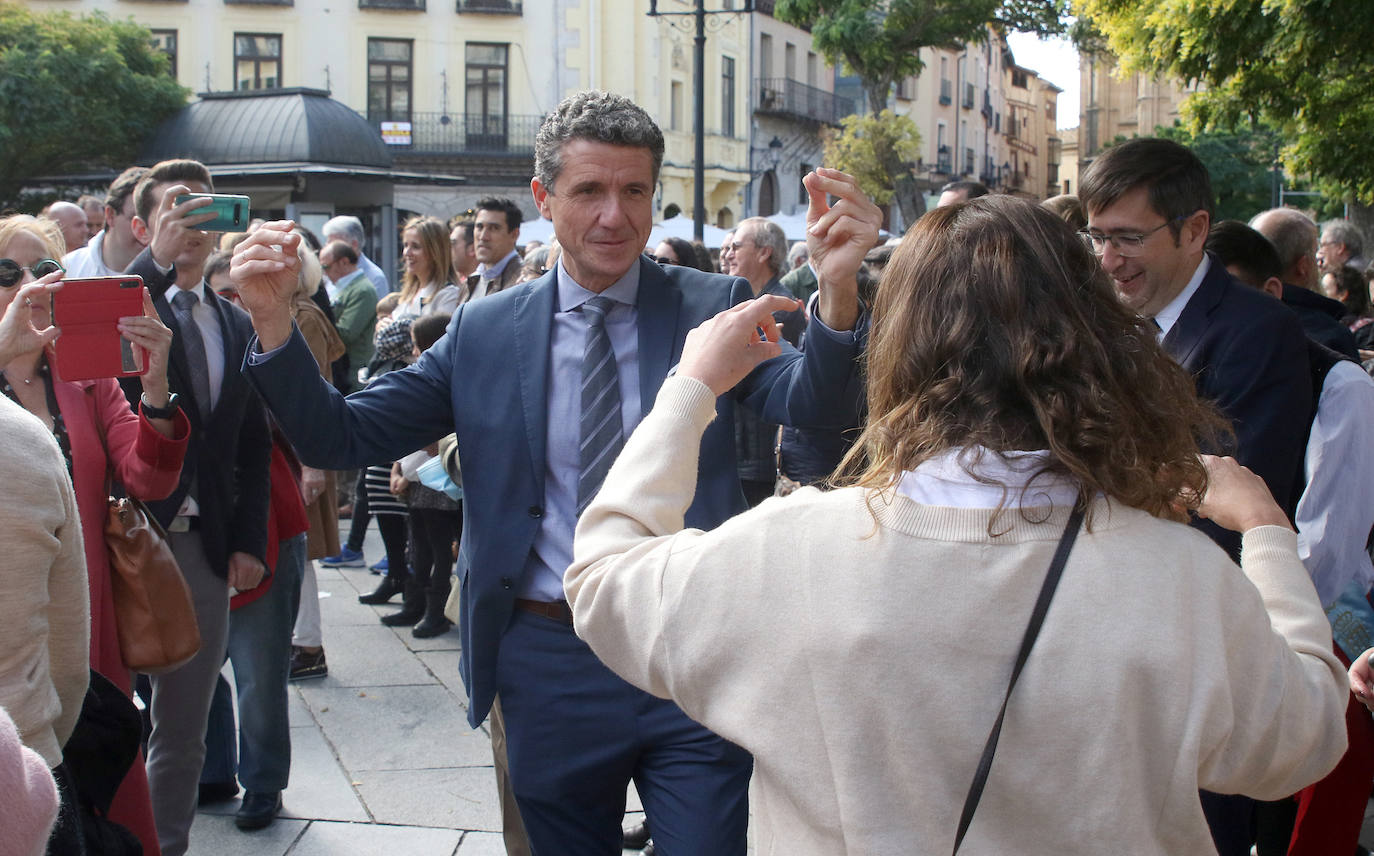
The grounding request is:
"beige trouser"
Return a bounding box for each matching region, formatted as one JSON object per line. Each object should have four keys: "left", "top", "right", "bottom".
{"left": 490, "top": 695, "right": 532, "bottom": 856}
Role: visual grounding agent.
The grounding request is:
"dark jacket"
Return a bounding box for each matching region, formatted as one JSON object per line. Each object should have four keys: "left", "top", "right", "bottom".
{"left": 734, "top": 277, "right": 806, "bottom": 483}
{"left": 1281, "top": 283, "right": 1359, "bottom": 360}
{"left": 120, "top": 248, "right": 271, "bottom": 576}
{"left": 1164, "top": 256, "right": 1312, "bottom": 558}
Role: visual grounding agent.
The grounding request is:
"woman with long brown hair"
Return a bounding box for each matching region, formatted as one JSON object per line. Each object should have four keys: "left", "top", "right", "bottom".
{"left": 565, "top": 195, "right": 1347, "bottom": 853}
{"left": 394, "top": 216, "right": 458, "bottom": 319}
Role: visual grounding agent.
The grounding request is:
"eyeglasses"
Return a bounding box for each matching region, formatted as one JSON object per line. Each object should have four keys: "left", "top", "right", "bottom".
{"left": 725, "top": 241, "right": 752, "bottom": 253}
{"left": 1078, "top": 218, "right": 1181, "bottom": 257}
{"left": 0, "top": 258, "right": 63, "bottom": 288}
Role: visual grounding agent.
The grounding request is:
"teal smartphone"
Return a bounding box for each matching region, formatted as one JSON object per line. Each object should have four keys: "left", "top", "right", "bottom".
{"left": 174, "top": 193, "right": 251, "bottom": 232}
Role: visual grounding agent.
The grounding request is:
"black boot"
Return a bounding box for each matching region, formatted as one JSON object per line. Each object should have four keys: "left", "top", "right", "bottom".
{"left": 380, "top": 581, "right": 424, "bottom": 626}
{"left": 412, "top": 573, "right": 453, "bottom": 638}
{"left": 358, "top": 573, "right": 406, "bottom": 605}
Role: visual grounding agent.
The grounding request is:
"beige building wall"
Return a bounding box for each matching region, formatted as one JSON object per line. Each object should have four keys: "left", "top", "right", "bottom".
{"left": 22, "top": 0, "right": 755, "bottom": 225}
{"left": 1078, "top": 52, "right": 1193, "bottom": 158}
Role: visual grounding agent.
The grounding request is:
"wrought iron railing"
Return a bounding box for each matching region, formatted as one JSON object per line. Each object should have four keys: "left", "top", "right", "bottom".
{"left": 755, "top": 78, "right": 856, "bottom": 125}
{"left": 365, "top": 112, "right": 542, "bottom": 155}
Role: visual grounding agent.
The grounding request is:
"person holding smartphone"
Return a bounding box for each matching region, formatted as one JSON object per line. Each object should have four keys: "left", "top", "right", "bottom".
{"left": 0, "top": 213, "right": 189, "bottom": 856}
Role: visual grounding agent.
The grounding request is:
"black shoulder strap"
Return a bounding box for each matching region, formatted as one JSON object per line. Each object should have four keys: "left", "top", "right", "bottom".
{"left": 952, "top": 505, "right": 1085, "bottom": 854}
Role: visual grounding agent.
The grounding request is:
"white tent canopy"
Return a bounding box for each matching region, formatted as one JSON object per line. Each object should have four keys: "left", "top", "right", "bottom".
{"left": 517, "top": 216, "right": 556, "bottom": 247}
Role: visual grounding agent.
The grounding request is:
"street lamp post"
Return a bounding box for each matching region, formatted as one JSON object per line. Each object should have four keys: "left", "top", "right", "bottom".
{"left": 648, "top": 0, "right": 753, "bottom": 242}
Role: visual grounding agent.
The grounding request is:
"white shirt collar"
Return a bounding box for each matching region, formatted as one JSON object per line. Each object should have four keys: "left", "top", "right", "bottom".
{"left": 895, "top": 447, "right": 1080, "bottom": 509}
{"left": 1151, "top": 254, "right": 1210, "bottom": 339}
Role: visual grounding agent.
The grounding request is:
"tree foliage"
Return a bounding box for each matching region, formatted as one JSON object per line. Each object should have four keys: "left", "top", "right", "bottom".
{"left": 822, "top": 110, "right": 923, "bottom": 207}
{"left": 1151, "top": 125, "right": 1284, "bottom": 223}
{"left": 776, "top": 0, "right": 1067, "bottom": 115}
{"left": 776, "top": 0, "right": 1065, "bottom": 228}
{"left": 1076, "top": 0, "right": 1374, "bottom": 203}
{"left": 0, "top": 2, "right": 187, "bottom": 208}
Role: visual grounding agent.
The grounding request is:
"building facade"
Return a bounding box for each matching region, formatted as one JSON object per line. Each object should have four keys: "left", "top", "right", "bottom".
{"left": 1075, "top": 52, "right": 1193, "bottom": 182}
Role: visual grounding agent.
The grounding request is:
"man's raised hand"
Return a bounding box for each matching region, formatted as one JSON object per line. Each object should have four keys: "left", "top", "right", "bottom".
{"left": 231, "top": 221, "right": 302, "bottom": 350}
{"left": 804, "top": 167, "right": 882, "bottom": 332}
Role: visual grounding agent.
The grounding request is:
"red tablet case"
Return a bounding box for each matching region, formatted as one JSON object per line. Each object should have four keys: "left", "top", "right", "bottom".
{"left": 50, "top": 276, "right": 148, "bottom": 382}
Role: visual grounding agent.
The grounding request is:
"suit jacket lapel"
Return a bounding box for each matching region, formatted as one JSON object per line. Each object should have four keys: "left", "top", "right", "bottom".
{"left": 512, "top": 272, "right": 557, "bottom": 485}
{"left": 1162, "top": 255, "right": 1225, "bottom": 368}
{"left": 155, "top": 292, "right": 200, "bottom": 424}
{"left": 636, "top": 257, "right": 682, "bottom": 418}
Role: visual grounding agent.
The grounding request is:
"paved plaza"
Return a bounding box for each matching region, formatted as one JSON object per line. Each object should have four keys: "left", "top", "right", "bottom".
{"left": 187, "top": 520, "right": 658, "bottom": 856}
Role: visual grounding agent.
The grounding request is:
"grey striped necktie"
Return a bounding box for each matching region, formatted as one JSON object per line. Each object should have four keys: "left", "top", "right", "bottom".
{"left": 577, "top": 295, "right": 624, "bottom": 515}
{"left": 170, "top": 288, "right": 212, "bottom": 418}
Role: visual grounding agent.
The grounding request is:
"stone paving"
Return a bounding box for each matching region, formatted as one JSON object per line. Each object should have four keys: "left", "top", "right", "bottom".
{"left": 187, "top": 521, "right": 652, "bottom": 856}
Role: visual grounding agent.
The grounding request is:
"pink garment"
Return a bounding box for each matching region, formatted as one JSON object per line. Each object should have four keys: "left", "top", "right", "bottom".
{"left": 0, "top": 705, "right": 58, "bottom": 856}
{"left": 57, "top": 376, "right": 188, "bottom": 856}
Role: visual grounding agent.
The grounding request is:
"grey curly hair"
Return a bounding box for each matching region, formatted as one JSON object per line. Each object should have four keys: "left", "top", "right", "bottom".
{"left": 534, "top": 91, "right": 665, "bottom": 191}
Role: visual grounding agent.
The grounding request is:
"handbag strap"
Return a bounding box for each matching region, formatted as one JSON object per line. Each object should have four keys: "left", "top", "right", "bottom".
{"left": 951, "top": 505, "right": 1084, "bottom": 854}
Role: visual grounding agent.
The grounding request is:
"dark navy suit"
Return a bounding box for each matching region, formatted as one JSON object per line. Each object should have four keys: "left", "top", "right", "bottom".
{"left": 245, "top": 256, "right": 866, "bottom": 853}
{"left": 1165, "top": 256, "right": 1312, "bottom": 856}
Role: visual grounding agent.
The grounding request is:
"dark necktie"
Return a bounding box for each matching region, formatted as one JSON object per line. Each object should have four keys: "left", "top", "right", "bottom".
{"left": 577, "top": 295, "right": 624, "bottom": 515}
{"left": 171, "top": 289, "right": 212, "bottom": 417}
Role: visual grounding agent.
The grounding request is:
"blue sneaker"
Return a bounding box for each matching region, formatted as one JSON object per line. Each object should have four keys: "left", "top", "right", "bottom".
{"left": 369, "top": 556, "right": 389, "bottom": 575}
{"left": 320, "top": 547, "right": 365, "bottom": 568}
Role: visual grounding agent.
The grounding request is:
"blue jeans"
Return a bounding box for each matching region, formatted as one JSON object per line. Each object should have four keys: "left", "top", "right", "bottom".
{"left": 201, "top": 533, "right": 307, "bottom": 792}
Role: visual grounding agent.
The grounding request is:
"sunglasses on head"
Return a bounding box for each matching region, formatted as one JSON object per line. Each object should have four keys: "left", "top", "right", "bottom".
{"left": 0, "top": 258, "right": 63, "bottom": 288}
{"left": 648, "top": 254, "right": 682, "bottom": 266}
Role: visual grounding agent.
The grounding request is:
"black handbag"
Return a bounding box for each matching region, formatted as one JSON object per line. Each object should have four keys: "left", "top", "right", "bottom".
{"left": 951, "top": 506, "right": 1084, "bottom": 854}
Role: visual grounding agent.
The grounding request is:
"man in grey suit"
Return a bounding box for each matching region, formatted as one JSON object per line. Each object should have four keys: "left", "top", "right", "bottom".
{"left": 231, "top": 90, "right": 878, "bottom": 855}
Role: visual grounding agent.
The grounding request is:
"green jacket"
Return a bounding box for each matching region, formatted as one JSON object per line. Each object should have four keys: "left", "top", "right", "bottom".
{"left": 331, "top": 269, "right": 378, "bottom": 391}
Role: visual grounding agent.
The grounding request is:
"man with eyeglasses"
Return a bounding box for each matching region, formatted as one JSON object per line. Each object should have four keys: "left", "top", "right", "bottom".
{"left": 1081, "top": 137, "right": 1313, "bottom": 856}
{"left": 1317, "top": 219, "right": 1370, "bottom": 276}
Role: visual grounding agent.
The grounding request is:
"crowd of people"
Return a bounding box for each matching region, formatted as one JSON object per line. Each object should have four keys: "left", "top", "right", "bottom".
{"left": 1, "top": 87, "right": 1372, "bottom": 856}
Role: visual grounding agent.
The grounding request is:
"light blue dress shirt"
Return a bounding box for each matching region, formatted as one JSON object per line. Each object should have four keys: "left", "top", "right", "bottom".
{"left": 518, "top": 261, "right": 643, "bottom": 602}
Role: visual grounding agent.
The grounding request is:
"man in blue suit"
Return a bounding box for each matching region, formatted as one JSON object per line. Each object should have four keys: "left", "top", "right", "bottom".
{"left": 231, "top": 90, "right": 880, "bottom": 854}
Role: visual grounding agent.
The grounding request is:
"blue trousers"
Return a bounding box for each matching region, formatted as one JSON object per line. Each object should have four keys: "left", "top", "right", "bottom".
{"left": 202, "top": 534, "right": 307, "bottom": 792}
{"left": 495, "top": 610, "right": 751, "bottom": 856}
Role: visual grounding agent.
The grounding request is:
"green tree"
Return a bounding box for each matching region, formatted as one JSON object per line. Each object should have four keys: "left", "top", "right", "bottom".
{"left": 776, "top": 0, "right": 1066, "bottom": 227}
{"left": 1076, "top": 0, "right": 1374, "bottom": 209}
{"left": 822, "top": 110, "right": 923, "bottom": 207}
{"left": 1152, "top": 124, "right": 1281, "bottom": 222}
{"left": 0, "top": 2, "right": 187, "bottom": 207}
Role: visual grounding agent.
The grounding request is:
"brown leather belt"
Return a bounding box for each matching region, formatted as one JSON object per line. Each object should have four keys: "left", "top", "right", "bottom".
{"left": 514, "top": 598, "right": 574, "bottom": 626}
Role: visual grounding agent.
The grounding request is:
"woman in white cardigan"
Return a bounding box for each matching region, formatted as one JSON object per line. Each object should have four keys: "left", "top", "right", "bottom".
{"left": 566, "top": 194, "right": 1348, "bottom": 855}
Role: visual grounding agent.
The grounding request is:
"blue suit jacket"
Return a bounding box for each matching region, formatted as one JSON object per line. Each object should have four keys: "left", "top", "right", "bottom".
{"left": 1163, "top": 254, "right": 1311, "bottom": 557}
{"left": 246, "top": 257, "right": 866, "bottom": 725}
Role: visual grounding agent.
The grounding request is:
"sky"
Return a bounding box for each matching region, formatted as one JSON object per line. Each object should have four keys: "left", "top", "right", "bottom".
{"left": 1006, "top": 32, "right": 1081, "bottom": 130}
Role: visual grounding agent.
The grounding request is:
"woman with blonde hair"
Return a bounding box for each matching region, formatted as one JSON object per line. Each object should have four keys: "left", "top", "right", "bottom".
{"left": 394, "top": 216, "right": 459, "bottom": 318}
{"left": 566, "top": 195, "right": 1347, "bottom": 854}
{"left": 0, "top": 214, "right": 187, "bottom": 855}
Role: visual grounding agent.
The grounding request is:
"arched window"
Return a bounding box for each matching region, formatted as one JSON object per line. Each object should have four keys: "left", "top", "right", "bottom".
{"left": 758, "top": 170, "right": 778, "bottom": 217}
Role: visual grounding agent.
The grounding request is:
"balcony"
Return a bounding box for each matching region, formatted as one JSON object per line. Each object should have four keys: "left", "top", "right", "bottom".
{"left": 365, "top": 112, "right": 541, "bottom": 155}
{"left": 755, "top": 78, "right": 855, "bottom": 125}
{"left": 939, "top": 79, "right": 952, "bottom": 106}
{"left": 360, "top": 0, "right": 423, "bottom": 8}
{"left": 936, "top": 145, "right": 952, "bottom": 175}
{"left": 456, "top": 0, "right": 520, "bottom": 12}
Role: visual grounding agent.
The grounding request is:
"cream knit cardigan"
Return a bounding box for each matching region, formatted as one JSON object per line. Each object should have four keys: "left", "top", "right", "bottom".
{"left": 568, "top": 376, "right": 1348, "bottom": 855}
{"left": 0, "top": 395, "right": 89, "bottom": 767}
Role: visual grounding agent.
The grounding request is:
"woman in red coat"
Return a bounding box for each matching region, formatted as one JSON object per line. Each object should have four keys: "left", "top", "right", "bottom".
{"left": 0, "top": 214, "right": 189, "bottom": 855}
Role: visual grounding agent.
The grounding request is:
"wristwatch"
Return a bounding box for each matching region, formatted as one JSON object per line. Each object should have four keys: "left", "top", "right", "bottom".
{"left": 140, "top": 392, "right": 180, "bottom": 420}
